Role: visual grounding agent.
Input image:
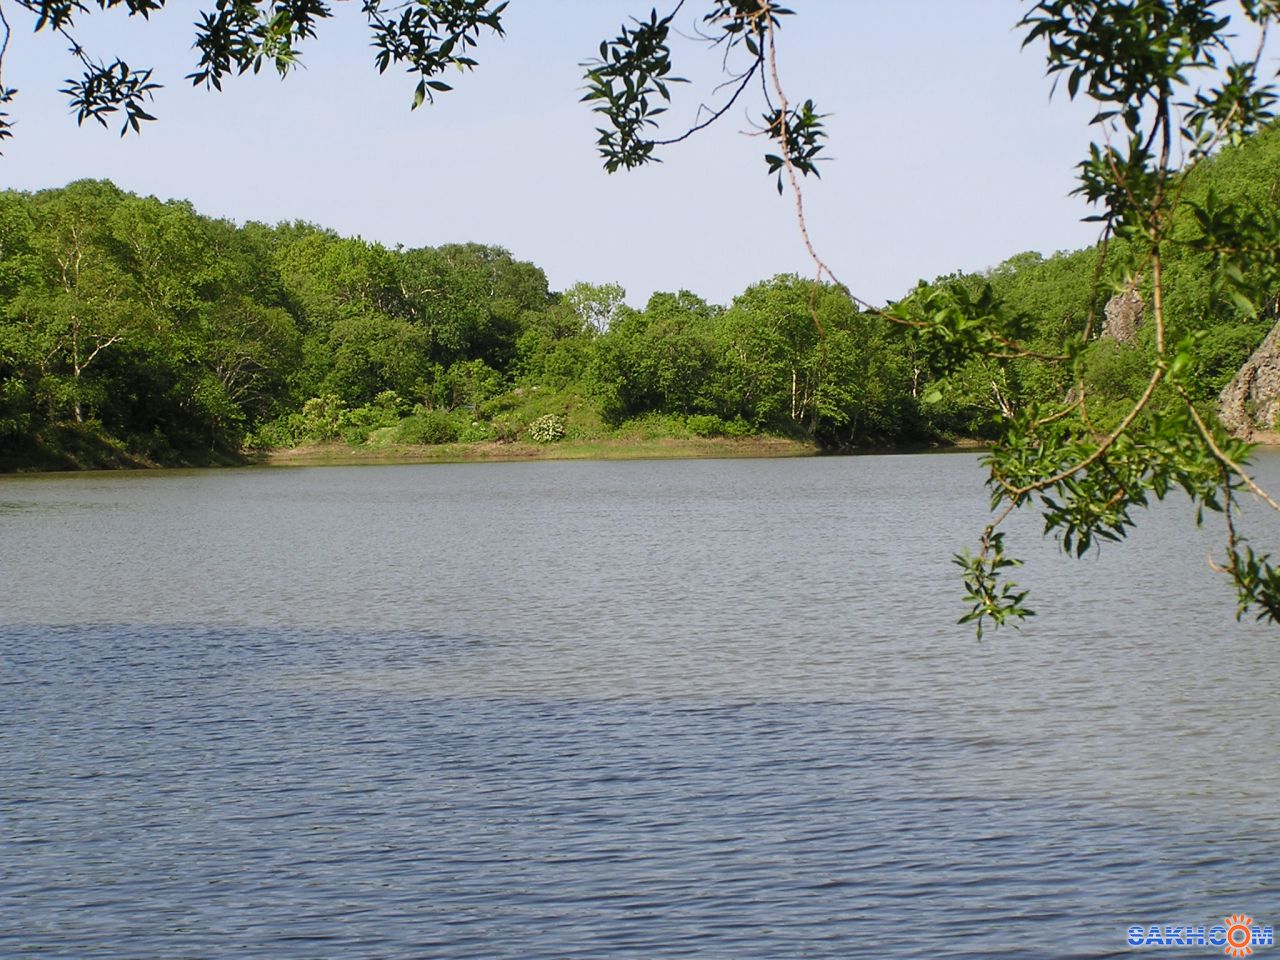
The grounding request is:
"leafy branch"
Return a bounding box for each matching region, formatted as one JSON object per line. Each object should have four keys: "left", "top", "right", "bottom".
{"left": 363, "top": 0, "right": 507, "bottom": 111}
{"left": 961, "top": 0, "right": 1280, "bottom": 633}
{"left": 581, "top": 0, "right": 830, "bottom": 193}
{"left": 0, "top": 0, "right": 508, "bottom": 136}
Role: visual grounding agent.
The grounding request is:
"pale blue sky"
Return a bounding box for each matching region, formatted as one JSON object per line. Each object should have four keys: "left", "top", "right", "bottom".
{"left": 0, "top": 1, "right": 1105, "bottom": 307}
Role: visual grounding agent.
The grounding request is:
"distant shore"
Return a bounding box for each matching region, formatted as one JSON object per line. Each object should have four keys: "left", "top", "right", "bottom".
{"left": 0, "top": 433, "right": 1004, "bottom": 474}
{"left": 30, "top": 434, "right": 1280, "bottom": 474}
{"left": 252, "top": 435, "right": 820, "bottom": 467}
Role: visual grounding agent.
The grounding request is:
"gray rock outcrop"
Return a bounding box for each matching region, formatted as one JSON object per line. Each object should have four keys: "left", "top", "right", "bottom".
{"left": 1102, "top": 286, "right": 1144, "bottom": 343}
{"left": 1219, "top": 319, "right": 1280, "bottom": 439}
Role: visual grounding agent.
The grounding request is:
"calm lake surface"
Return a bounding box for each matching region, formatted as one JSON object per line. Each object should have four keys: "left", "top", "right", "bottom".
{"left": 2, "top": 453, "right": 1278, "bottom": 958}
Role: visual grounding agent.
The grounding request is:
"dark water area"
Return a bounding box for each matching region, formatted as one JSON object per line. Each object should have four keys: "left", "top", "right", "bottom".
{"left": 2, "top": 455, "right": 1278, "bottom": 957}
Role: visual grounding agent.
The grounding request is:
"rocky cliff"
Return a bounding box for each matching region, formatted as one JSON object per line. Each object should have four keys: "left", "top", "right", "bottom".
{"left": 1219, "top": 319, "right": 1280, "bottom": 439}
{"left": 1102, "top": 286, "right": 1144, "bottom": 343}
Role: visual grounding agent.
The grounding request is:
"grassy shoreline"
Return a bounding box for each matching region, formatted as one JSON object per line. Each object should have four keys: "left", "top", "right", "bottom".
{"left": 251, "top": 434, "right": 821, "bottom": 467}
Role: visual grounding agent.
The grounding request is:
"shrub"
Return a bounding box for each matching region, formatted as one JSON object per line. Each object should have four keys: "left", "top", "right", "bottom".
{"left": 438, "top": 359, "right": 505, "bottom": 409}
{"left": 623, "top": 412, "right": 692, "bottom": 439}
{"left": 456, "top": 419, "right": 494, "bottom": 443}
{"left": 244, "top": 413, "right": 305, "bottom": 449}
{"left": 339, "top": 401, "right": 402, "bottom": 444}
{"left": 527, "top": 413, "right": 566, "bottom": 443}
{"left": 372, "top": 389, "right": 409, "bottom": 415}
{"left": 300, "top": 394, "right": 347, "bottom": 441}
{"left": 687, "top": 414, "right": 728, "bottom": 437}
{"left": 393, "top": 409, "right": 459, "bottom": 445}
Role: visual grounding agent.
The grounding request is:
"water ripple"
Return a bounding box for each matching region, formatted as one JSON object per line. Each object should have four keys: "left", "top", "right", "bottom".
{"left": 2, "top": 456, "right": 1279, "bottom": 958}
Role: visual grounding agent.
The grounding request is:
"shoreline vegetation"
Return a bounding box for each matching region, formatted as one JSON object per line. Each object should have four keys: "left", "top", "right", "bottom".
{"left": 3, "top": 124, "right": 1279, "bottom": 474}
{"left": 253, "top": 434, "right": 991, "bottom": 468}
{"left": 0, "top": 419, "right": 998, "bottom": 474}
{"left": 0, "top": 430, "right": 990, "bottom": 475}
{"left": 255, "top": 434, "right": 819, "bottom": 467}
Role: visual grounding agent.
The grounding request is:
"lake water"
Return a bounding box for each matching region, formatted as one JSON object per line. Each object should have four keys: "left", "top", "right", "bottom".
{"left": 2, "top": 453, "right": 1278, "bottom": 958}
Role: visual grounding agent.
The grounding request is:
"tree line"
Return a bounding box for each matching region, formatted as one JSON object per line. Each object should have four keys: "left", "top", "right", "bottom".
{"left": 0, "top": 120, "right": 1277, "bottom": 470}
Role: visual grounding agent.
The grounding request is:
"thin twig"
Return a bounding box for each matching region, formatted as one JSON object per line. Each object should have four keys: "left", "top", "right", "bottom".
{"left": 1179, "top": 384, "right": 1280, "bottom": 513}
{"left": 1001, "top": 362, "right": 1166, "bottom": 498}
{"left": 0, "top": 3, "right": 11, "bottom": 95}
{"left": 654, "top": 56, "right": 760, "bottom": 147}
{"left": 760, "top": 2, "right": 853, "bottom": 318}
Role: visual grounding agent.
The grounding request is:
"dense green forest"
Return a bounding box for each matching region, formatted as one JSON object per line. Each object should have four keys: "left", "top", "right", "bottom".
{"left": 1, "top": 122, "right": 1278, "bottom": 471}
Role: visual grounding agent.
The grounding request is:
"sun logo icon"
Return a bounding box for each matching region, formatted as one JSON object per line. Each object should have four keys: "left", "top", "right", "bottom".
{"left": 1224, "top": 915, "right": 1255, "bottom": 958}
